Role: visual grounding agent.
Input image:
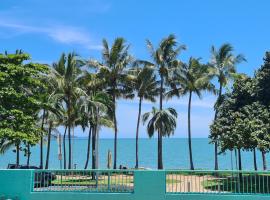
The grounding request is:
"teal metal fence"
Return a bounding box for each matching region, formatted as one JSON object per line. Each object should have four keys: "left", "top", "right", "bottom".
{"left": 166, "top": 170, "right": 270, "bottom": 194}
{"left": 32, "top": 170, "right": 134, "bottom": 193}
{"left": 2, "top": 169, "right": 270, "bottom": 200}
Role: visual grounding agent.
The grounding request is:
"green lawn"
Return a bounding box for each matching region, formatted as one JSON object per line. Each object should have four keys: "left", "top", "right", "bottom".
{"left": 202, "top": 174, "right": 270, "bottom": 193}
{"left": 52, "top": 175, "right": 133, "bottom": 186}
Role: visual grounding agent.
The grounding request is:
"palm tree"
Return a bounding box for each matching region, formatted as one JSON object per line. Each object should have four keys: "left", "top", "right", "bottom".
{"left": 209, "top": 43, "right": 246, "bottom": 170}
{"left": 142, "top": 34, "right": 185, "bottom": 169}
{"left": 142, "top": 107, "right": 177, "bottom": 168}
{"left": 44, "top": 98, "right": 63, "bottom": 169}
{"left": 128, "top": 64, "right": 159, "bottom": 168}
{"left": 80, "top": 71, "right": 113, "bottom": 169}
{"left": 89, "top": 38, "right": 132, "bottom": 169}
{"left": 168, "top": 58, "right": 216, "bottom": 170}
{"left": 50, "top": 53, "right": 85, "bottom": 169}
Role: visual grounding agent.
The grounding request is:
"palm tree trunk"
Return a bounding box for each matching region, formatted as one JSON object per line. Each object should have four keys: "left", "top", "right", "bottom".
{"left": 16, "top": 143, "right": 20, "bottom": 167}
{"left": 27, "top": 143, "right": 30, "bottom": 167}
{"left": 262, "top": 150, "right": 267, "bottom": 170}
{"left": 96, "top": 109, "right": 99, "bottom": 170}
{"left": 188, "top": 91, "right": 194, "bottom": 170}
{"left": 158, "top": 75, "right": 164, "bottom": 169}
{"left": 112, "top": 92, "right": 118, "bottom": 169}
{"left": 92, "top": 125, "right": 97, "bottom": 180}
{"left": 40, "top": 109, "right": 46, "bottom": 169}
{"left": 45, "top": 122, "right": 52, "bottom": 169}
{"left": 135, "top": 97, "right": 142, "bottom": 168}
{"left": 67, "top": 98, "right": 72, "bottom": 169}
{"left": 92, "top": 126, "right": 97, "bottom": 170}
{"left": 214, "top": 82, "right": 223, "bottom": 170}
{"left": 84, "top": 126, "right": 92, "bottom": 169}
{"left": 253, "top": 148, "right": 257, "bottom": 171}
{"left": 63, "top": 126, "right": 67, "bottom": 169}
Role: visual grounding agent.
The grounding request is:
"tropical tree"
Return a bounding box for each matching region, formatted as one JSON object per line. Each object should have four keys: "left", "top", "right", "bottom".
{"left": 128, "top": 64, "right": 159, "bottom": 168}
{"left": 168, "top": 58, "right": 215, "bottom": 170}
{"left": 44, "top": 97, "right": 63, "bottom": 169}
{"left": 209, "top": 43, "right": 246, "bottom": 170}
{"left": 0, "top": 51, "right": 48, "bottom": 166}
{"left": 141, "top": 34, "right": 185, "bottom": 169}
{"left": 89, "top": 38, "right": 132, "bottom": 169}
{"left": 50, "top": 53, "right": 85, "bottom": 169}
{"left": 142, "top": 107, "right": 177, "bottom": 168}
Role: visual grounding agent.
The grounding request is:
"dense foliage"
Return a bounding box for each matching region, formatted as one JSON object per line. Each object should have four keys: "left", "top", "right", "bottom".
{"left": 210, "top": 52, "right": 270, "bottom": 171}
{"left": 0, "top": 52, "right": 49, "bottom": 165}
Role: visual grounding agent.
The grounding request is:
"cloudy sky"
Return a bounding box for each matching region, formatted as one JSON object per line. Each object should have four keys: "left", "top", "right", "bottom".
{"left": 1, "top": 0, "right": 270, "bottom": 138}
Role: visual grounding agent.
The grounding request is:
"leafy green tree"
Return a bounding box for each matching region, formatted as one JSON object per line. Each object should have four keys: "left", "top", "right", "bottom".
{"left": 89, "top": 38, "right": 132, "bottom": 169}
{"left": 209, "top": 43, "right": 246, "bottom": 170}
{"left": 168, "top": 58, "right": 215, "bottom": 170}
{"left": 252, "top": 52, "right": 270, "bottom": 170}
{"left": 128, "top": 64, "right": 159, "bottom": 168}
{"left": 0, "top": 52, "right": 48, "bottom": 166}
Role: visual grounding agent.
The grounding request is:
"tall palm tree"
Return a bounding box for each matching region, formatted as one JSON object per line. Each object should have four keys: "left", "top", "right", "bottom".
{"left": 80, "top": 71, "right": 113, "bottom": 169}
{"left": 142, "top": 107, "right": 177, "bottom": 168}
{"left": 44, "top": 97, "right": 63, "bottom": 169}
{"left": 168, "top": 58, "right": 216, "bottom": 170}
{"left": 50, "top": 53, "right": 85, "bottom": 169}
{"left": 209, "top": 43, "right": 246, "bottom": 170}
{"left": 89, "top": 38, "right": 132, "bottom": 169}
{"left": 128, "top": 64, "right": 159, "bottom": 168}
{"left": 142, "top": 34, "right": 185, "bottom": 169}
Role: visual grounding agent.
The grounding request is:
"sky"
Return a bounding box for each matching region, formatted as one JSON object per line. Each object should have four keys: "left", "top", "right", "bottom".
{"left": 0, "top": 0, "right": 270, "bottom": 138}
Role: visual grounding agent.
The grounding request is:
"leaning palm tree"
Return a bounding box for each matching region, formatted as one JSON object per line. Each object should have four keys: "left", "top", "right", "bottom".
{"left": 141, "top": 34, "right": 185, "bottom": 169}
{"left": 128, "top": 64, "right": 159, "bottom": 168}
{"left": 168, "top": 58, "right": 216, "bottom": 170}
{"left": 50, "top": 52, "right": 86, "bottom": 169}
{"left": 209, "top": 43, "right": 246, "bottom": 170}
{"left": 142, "top": 107, "right": 177, "bottom": 168}
{"left": 89, "top": 38, "right": 132, "bottom": 169}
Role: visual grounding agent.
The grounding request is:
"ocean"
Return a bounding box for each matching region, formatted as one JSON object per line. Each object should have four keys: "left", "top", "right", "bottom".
{"left": 0, "top": 138, "right": 267, "bottom": 170}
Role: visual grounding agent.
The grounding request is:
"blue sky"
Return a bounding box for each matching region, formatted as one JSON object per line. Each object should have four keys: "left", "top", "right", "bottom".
{"left": 0, "top": 0, "right": 269, "bottom": 138}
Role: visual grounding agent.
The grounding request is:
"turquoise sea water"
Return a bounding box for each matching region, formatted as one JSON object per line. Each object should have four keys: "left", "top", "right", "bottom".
{"left": 0, "top": 138, "right": 268, "bottom": 170}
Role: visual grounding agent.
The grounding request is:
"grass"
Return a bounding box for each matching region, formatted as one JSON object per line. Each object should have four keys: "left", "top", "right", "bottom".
{"left": 52, "top": 175, "right": 133, "bottom": 186}
{"left": 201, "top": 174, "right": 270, "bottom": 193}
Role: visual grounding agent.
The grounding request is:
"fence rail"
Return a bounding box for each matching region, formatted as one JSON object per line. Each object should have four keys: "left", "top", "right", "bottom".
{"left": 166, "top": 170, "right": 270, "bottom": 194}
{"left": 32, "top": 170, "right": 134, "bottom": 193}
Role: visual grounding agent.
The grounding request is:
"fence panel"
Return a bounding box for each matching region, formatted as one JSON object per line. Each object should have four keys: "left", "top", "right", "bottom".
{"left": 32, "top": 170, "right": 134, "bottom": 193}
{"left": 166, "top": 170, "right": 270, "bottom": 194}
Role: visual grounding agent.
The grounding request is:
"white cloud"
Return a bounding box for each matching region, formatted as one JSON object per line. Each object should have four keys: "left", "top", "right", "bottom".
{"left": 0, "top": 20, "right": 102, "bottom": 50}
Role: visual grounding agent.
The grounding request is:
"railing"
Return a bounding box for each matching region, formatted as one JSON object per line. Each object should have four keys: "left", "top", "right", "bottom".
{"left": 166, "top": 170, "right": 270, "bottom": 194}
{"left": 32, "top": 170, "right": 134, "bottom": 193}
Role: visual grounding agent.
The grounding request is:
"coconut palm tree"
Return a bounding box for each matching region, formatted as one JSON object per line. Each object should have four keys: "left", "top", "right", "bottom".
{"left": 168, "top": 58, "right": 216, "bottom": 170}
{"left": 89, "top": 38, "right": 132, "bottom": 169}
{"left": 128, "top": 64, "right": 159, "bottom": 168}
{"left": 141, "top": 34, "right": 185, "bottom": 169}
{"left": 44, "top": 97, "right": 63, "bottom": 169}
{"left": 50, "top": 52, "right": 86, "bottom": 169}
{"left": 209, "top": 43, "right": 246, "bottom": 170}
{"left": 142, "top": 107, "right": 177, "bottom": 168}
